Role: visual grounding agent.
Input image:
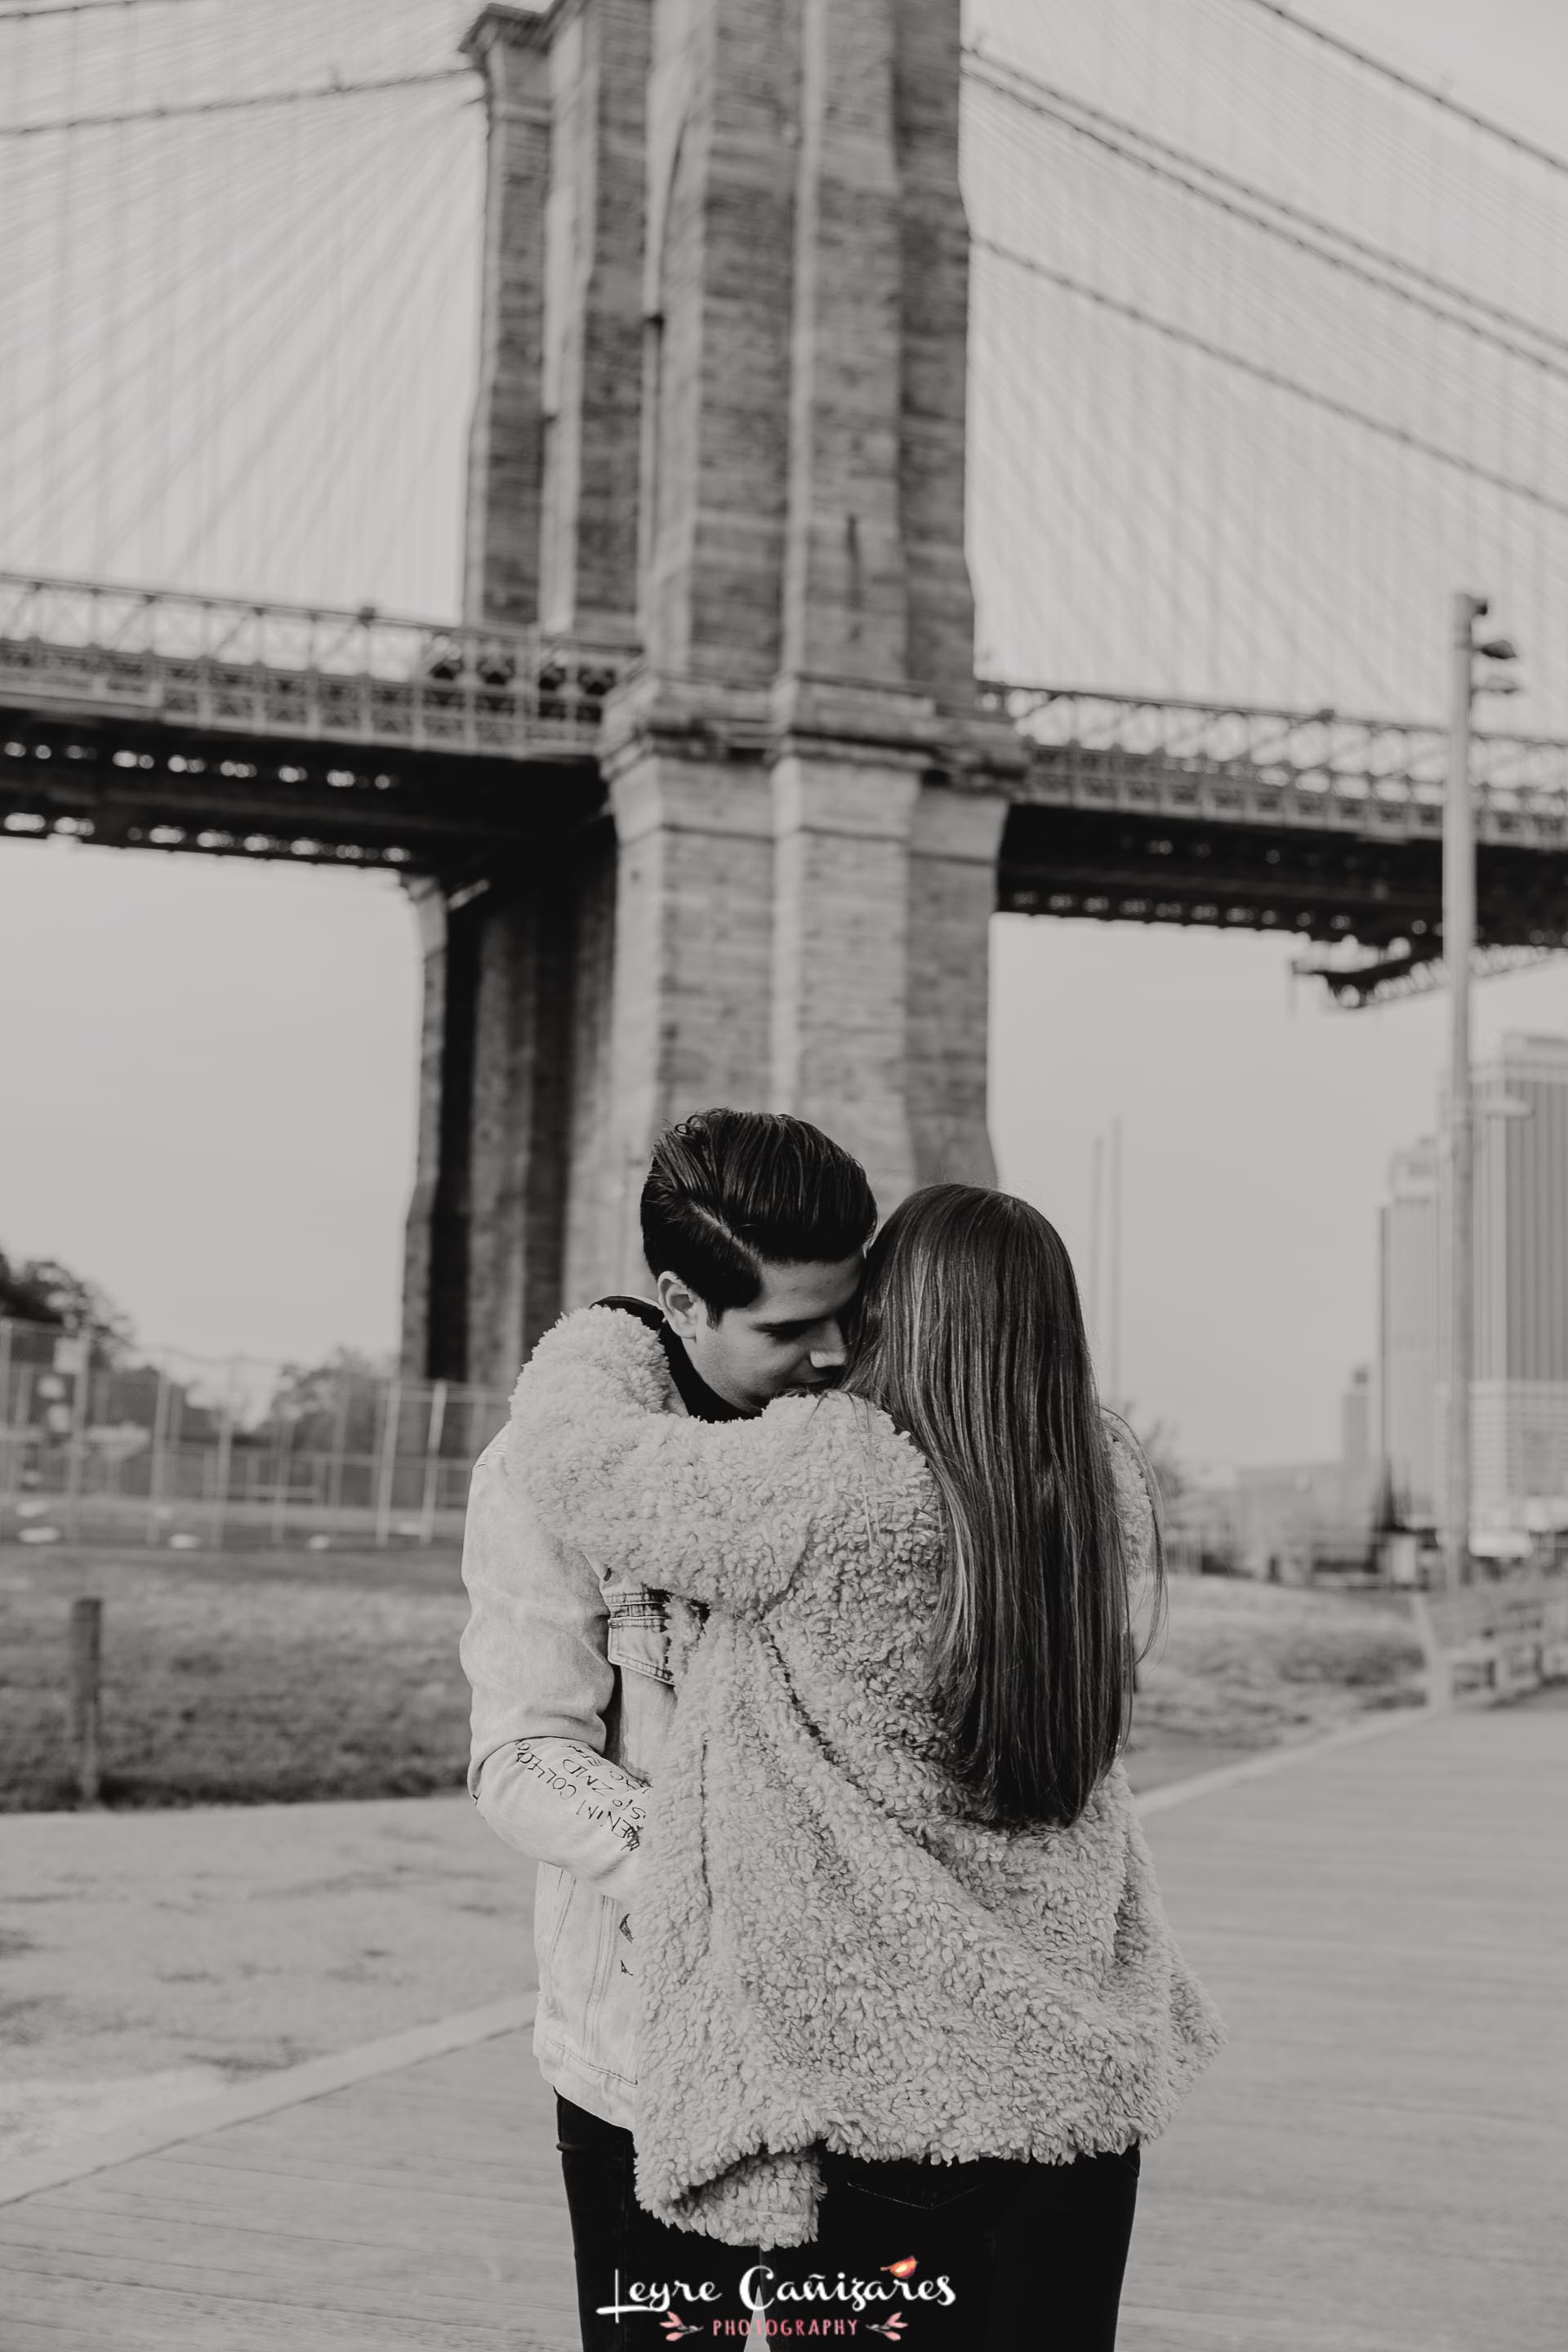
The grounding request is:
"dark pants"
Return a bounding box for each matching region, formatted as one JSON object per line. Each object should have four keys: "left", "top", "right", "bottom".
{"left": 555, "top": 2093, "right": 1138, "bottom": 2350}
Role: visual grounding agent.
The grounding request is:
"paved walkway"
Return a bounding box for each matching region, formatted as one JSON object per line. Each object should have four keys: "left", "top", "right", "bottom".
{"left": 2, "top": 1696, "right": 1565, "bottom": 2350}
{"left": 0, "top": 1731, "right": 1248, "bottom": 2170}
{"left": 1120, "top": 1689, "right": 1566, "bottom": 2352}
{"left": 0, "top": 1793, "right": 530, "bottom": 2167}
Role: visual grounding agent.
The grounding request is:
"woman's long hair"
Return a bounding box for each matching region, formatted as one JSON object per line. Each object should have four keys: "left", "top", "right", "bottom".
{"left": 840, "top": 1184, "right": 1160, "bottom": 1830}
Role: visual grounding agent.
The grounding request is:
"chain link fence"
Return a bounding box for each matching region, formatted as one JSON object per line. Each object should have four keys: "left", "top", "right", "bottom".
{"left": 0, "top": 1320, "right": 508, "bottom": 1551}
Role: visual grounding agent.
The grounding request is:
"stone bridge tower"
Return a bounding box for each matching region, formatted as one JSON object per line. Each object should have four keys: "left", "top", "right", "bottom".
{"left": 403, "top": 0, "right": 1015, "bottom": 1389}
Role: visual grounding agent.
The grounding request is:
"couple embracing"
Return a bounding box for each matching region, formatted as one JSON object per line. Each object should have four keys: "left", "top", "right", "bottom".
{"left": 461, "top": 1110, "right": 1223, "bottom": 2350}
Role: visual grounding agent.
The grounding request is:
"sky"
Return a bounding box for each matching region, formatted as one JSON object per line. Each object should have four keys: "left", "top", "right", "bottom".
{"left": 4, "top": 0, "right": 1568, "bottom": 1468}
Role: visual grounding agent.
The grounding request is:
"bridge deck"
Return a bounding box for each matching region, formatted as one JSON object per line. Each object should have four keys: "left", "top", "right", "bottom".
{"left": 7, "top": 577, "right": 1568, "bottom": 929}
{"left": 2, "top": 1697, "right": 1563, "bottom": 2351}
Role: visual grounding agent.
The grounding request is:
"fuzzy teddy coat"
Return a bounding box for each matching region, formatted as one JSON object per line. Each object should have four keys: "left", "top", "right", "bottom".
{"left": 509, "top": 1306, "right": 1225, "bottom": 2249}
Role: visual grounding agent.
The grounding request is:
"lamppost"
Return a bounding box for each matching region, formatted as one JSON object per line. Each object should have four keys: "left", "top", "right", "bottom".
{"left": 1443, "top": 592, "right": 1519, "bottom": 1591}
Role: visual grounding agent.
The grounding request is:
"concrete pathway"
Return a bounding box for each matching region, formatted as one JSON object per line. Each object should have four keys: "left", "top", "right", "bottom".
{"left": 2, "top": 1697, "right": 1564, "bottom": 2349}
{"left": 0, "top": 1728, "right": 1253, "bottom": 2170}
{"left": 0, "top": 1793, "right": 532, "bottom": 2166}
{"left": 1119, "top": 1689, "right": 1568, "bottom": 2352}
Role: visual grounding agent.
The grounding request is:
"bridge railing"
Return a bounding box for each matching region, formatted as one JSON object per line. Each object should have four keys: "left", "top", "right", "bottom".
{"left": 0, "top": 572, "right": 633, "bottom": 759}
{"left": 984, "top": 684, "right": 1568, "bottom": 824}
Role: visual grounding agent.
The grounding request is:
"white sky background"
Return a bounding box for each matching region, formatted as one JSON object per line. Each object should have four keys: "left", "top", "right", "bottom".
{"left": 3, "top": 0, "right": 1568, "bottom": 1463}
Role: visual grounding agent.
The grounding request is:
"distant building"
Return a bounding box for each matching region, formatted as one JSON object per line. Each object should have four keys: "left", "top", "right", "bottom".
{"left": 1232, "top": 1467, "right": 1378, "bottom": 1583}
{"left": 1162, "top": 1479, "right": 1241, "bottom": 1575}
{"left": 1379, "top": 1031, "right": 1568, "bottom": 1531}
{"left": 1229, "top": 1364, "right": 1379, "bottom": 1580}
{"left": 1468, "top": 1033, "right": 1568, "bottom": 1524}
{"left": 1378, "top": 1138, "right": 1440, "bottom": 1520}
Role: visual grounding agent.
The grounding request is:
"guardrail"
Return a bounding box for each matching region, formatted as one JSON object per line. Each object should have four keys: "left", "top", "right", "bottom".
{"left": 986, "top": 684, "right": 1568, "bottom": 842}
{"left": 1410, "top": 1570, "right": 1568, "bottom": 1704}
{"left": 0, "top": 571, "right": 632, "bottom": 759}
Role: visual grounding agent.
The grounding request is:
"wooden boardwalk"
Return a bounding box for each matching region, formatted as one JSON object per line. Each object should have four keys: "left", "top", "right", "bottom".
{"left": 3, "top": 1695, "right": 1565, "bottom": 2351}
{"left": 1121, "top": 1690, "right": 1567, "bottom": 2352}
{"left": 0, "top": 2029, "right": 577, "bottom": 2350}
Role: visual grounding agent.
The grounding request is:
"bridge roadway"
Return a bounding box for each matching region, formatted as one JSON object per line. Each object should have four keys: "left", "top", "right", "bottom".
{"left": 1, "top": 1694, "right": 1563, "bottom": 2350}
{"left": 5, "top": 575, "right": 1568, "bottom": 947}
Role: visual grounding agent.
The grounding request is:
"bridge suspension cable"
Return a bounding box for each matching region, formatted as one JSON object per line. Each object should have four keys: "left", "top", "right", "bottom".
{"left": 0, "top": 0, "right": 480, "bottom": 617}
{"left": 1230, "top": 0, "right": 1568, "bottom": 179}
{"left": 976, "top": 236, "right": 1568, "bottom": 526}
{"left": 0, "top": 68, "right": 470, "bottom": 138}
{"left": 964, "top": 0, "right": 1568, "bottom": 733}
{"left": 0, "top": 0, "right": 212, "bottom": 24}
{"left": 964, "top": 51, "right": 1568, "bottom": 373}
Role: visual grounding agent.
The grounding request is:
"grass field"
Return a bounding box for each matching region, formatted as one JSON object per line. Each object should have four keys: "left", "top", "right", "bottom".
{"left": 0, "top": 1543, "right": 471, "bottom": 1811}
{"left": 1135, "top": 1571, "right": 1427, "bottom": 1746}
{"left": 0, "top": 1542, "right": 1428, "bottom": 1811}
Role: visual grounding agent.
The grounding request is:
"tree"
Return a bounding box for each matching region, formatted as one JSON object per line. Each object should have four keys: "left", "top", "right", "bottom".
{"left": 0, "top": 1250, "right": 135, "bottom": 1360}
{"left": 1116, "top": 1412, "right": 1187, "bottom": 1515}
{"left": 263, "top": 1346, "right": 397, "bottom": 1454}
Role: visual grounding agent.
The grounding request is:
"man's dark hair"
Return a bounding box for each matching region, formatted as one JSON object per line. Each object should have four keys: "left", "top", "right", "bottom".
{"left": 640, "top": 1109, "right": 876, "bottom": 1316}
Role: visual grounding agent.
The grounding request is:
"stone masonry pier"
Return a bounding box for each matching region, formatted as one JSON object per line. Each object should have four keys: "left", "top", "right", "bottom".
{"left": 402, "top": 0, "right": 1018, "bottom": 1387}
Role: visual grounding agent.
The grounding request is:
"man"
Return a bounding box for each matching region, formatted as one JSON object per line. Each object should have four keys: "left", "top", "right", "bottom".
{"left": 460, "top": 1108, "right": 875, "bottom": 2347}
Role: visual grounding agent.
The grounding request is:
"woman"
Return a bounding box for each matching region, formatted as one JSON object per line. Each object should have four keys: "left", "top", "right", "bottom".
{"left": 510, "top": 1184, "right": 1223, "bottom": 2346}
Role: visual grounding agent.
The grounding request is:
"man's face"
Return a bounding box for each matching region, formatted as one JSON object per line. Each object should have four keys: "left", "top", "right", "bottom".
{"left": 657, "top": 1254, "right": 864, "bottom": 1414}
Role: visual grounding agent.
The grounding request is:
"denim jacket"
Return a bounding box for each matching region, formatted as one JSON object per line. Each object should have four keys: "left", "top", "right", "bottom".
{"left": 460, "top": 1391, "right": 681, "bottom": 2128}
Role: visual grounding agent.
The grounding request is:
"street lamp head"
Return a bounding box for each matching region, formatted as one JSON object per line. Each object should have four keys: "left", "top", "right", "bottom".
{"left": 1477, "top": 636, "right": 1518, "bottom": 662}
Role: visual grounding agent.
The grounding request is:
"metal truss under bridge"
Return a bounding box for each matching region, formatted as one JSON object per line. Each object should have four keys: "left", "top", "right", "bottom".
{"left": 0, "top": 572, "right": 626, "bottom": 872}
{"left": 988, "top": 685, "right": 1568, "bottom": 951}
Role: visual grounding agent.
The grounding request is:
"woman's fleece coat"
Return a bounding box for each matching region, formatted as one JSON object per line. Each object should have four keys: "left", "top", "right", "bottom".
{"left": 510, "top": 1307, "right": 1225, "bottom": 2250}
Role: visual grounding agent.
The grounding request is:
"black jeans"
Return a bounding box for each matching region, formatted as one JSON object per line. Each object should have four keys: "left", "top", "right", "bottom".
{"left": 555, "top": 2093, "right": 1138, "bottom": 2350}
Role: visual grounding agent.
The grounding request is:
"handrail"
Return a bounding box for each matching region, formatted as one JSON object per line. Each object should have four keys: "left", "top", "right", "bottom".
{"left": 989, "top": 683, "right": 1568, "bottom": 817}
{"left": 0, "top": 570, "right": 637, "bottom": 757}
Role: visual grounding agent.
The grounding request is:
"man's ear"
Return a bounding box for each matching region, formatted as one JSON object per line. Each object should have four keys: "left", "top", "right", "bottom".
{"left": 655, "top": 1269, "right": 706, "bottom": 1340}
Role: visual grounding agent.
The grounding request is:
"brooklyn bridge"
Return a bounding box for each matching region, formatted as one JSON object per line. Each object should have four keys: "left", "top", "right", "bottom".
{"left": 3, "top": 0, "right": 1567, "bottom": 1387}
